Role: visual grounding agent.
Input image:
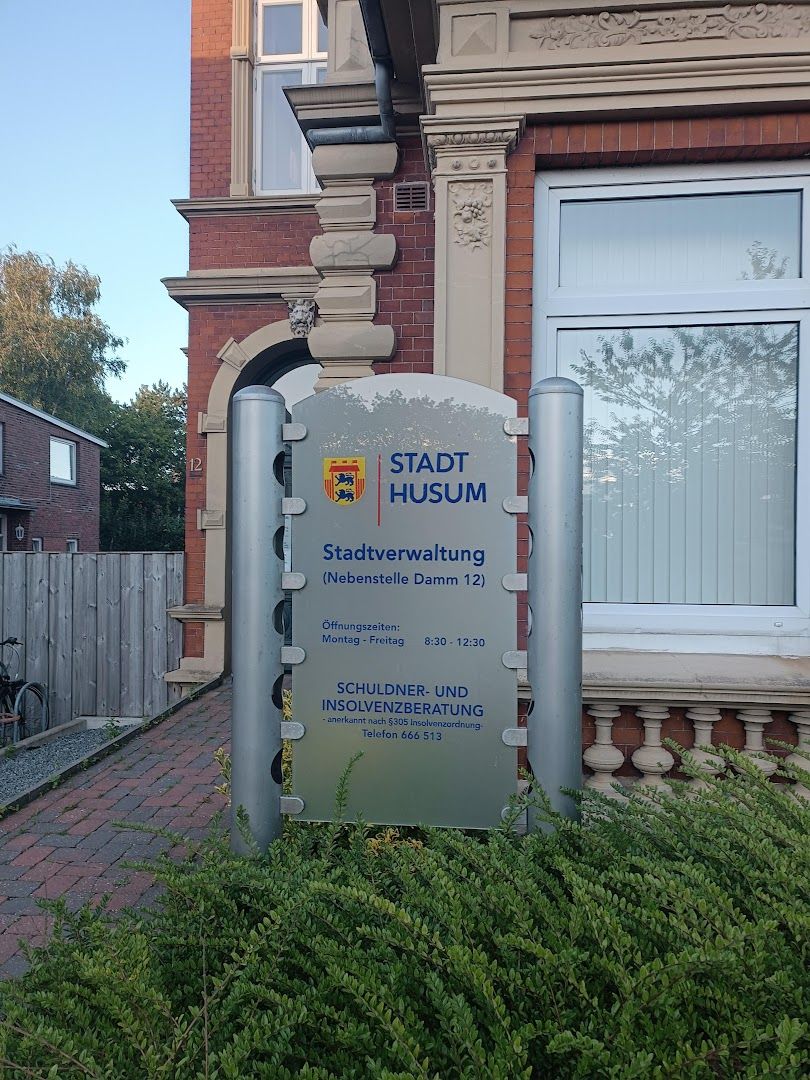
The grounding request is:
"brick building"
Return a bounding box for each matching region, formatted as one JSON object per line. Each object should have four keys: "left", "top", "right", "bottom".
{"left": 165, "top": 0, "right": 810, "bottom": 777}
{"left": 0, "top": 392, "right": 105, "bottom": 552}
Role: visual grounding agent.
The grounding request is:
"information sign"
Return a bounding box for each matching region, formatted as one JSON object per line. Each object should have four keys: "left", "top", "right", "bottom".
{"left": 290, "top": 374, "right": 518, "bottom": 828}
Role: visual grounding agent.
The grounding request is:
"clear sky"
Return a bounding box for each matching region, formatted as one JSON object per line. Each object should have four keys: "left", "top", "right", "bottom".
{"left": 0, "top": 0, "right": 191, "bottom": 403}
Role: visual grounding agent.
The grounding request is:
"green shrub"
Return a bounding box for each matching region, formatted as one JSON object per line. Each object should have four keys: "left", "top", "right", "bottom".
{"left": 1, "top": 750, "right": 808, "bottom": 1078}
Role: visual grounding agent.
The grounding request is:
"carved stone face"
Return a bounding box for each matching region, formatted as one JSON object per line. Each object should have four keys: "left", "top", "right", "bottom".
{"left": 288, "top": 299, "right": 316, "bottom": 337}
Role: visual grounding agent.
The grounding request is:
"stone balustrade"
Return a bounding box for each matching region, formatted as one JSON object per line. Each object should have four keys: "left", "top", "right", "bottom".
{"left": 580, "top": 704, "right": 810, "bottom": 797}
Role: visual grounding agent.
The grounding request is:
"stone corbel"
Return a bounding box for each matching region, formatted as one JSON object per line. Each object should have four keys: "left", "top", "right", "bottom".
{"left": 422, "top": 116, "right": 524, "bottom": 392}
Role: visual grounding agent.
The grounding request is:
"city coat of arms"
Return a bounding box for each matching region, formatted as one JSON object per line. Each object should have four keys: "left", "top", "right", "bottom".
{"left": 323, "top": 457, "right": 366, "bottom": 505}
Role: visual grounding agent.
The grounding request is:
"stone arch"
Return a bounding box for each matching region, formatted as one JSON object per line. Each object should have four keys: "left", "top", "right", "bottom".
{"left": 195, "top": 319, "right": 314, "bottom": 675}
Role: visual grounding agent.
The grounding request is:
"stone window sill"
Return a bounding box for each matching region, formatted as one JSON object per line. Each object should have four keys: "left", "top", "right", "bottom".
{"left": 581, "top": 651, "right": 810, "bottom": 708}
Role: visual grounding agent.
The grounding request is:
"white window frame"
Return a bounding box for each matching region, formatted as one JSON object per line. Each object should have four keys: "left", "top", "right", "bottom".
{"left": 533, "top": 162, "right": 810, "bottom": 655}
{"left": 257, "top": 0, "right": 326, "bottom": 64}
{"left": 254, "top": 62, "right": 325, "bottom": 195}
{"left": 49, "top": 437, "right": 77, "bottom": 486}
{"left": 31, "top": 537, "right": 43, "bottom": 552}
{"left": 0, "top": 422, "right": 4, "bottom": 474}
{"left": 66, "top": 538, "right": 79, "bottom": 553}
{"left": 254, "top": 0, "right": 326, "bottom": 196}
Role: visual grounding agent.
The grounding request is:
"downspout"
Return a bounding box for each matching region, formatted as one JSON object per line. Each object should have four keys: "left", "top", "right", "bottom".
{"left": 306, "top": 0, "right": 396, "bottom": 147}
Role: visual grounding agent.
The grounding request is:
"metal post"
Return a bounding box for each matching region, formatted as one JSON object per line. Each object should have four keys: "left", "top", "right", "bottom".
{"left": 231, "top": 386, "right": 286, "bottom": 853}
{"left": 527, "top": 377, "right": 583, "bottom": 827}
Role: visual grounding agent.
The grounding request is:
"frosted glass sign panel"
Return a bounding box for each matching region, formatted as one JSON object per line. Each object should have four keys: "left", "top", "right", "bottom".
{"left": 558, "top": 322, "right": 798, "bottom": 606}
{"left": 290, "top": 375, "right": 518, "bottom": 829}
{"left": 559, "top": 192, "right": 801, "bottom": 288}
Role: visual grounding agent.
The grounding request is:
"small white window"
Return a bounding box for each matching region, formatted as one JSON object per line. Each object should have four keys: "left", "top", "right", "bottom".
{"left": 31, "top": 538, "right": 43, "bottom": 552}
{"left": 255, "top": 0, "right": 326, "bottom": 195}
{"left": 66, "top": 538, "right": 78, "bottom": 553}
{"left": 50, "top": 437, "right": 76, "bottom": 485}
{"left": 0, "top": 422, "right": 4, "bottom": 473}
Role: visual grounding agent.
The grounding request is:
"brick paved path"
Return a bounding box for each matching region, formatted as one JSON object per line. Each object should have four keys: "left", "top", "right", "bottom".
{"left": 0, "top": 682, "right": 231, "bottom": 978}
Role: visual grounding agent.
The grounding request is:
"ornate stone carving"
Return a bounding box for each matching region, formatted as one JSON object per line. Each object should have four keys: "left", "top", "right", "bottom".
{"left": 428, "top": 129, "right": 519, "bottom": 151}
{"left": 287, "top": 298, "right": 316, "bottom": 338}
{"left": 450, "top": 182, "right": 493, "bottom": 249}
{"left": 527, "top": 4, "right": 810, "bottom": 51}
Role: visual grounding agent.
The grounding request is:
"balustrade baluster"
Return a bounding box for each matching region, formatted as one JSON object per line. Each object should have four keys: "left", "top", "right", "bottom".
{"left": 738, "top": 709, "right": 777, "bottom": 777}
{"left": 785, "top": 710, "right": 810, "bottom": 798}
{"left": 685, "top": 706, "right": 723, "bottom": 791}
{"left": 583, "top": 704, "right": 625, "bottom": 798}
{"left": 631, "top": 704, "right": 674, "bottom": 791}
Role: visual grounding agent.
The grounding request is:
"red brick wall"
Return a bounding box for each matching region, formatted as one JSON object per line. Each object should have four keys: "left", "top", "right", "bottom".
{"left": 0, "top": 402, "right": 101, "bottom": 552}
{"left": 189, "top": 213, "right": 320, "bottom": 270}
{"left": 181, "top": 137, "right": 436, "bottom": 654}
{"left": 190, "top": 0, "right": 232, "bottom": 198}
{"left": 375, "top": 138, "right": 435, "bottom": 375}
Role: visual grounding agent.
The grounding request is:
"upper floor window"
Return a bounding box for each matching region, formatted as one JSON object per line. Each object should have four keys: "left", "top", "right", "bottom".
{"left": 50, "top": 437, "right": 76, "bottom": 485}
{"left": 255, "top": 0, "right": 327, "bottom": 195}
{"left": 0, "top": 422, "right": 4, "bottom": 474}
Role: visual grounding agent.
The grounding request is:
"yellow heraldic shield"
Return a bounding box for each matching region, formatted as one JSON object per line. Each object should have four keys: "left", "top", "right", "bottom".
{"left": 323, "top": 457, "right": 366, "bottom": 505}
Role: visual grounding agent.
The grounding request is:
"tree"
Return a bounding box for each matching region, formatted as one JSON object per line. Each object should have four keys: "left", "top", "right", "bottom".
{"left": 0, "top": 247, "right": 124, "bottom": 432}
{"left": 100, "top": 382, "right": 187, "bottom": 552}
{"left": 0, "top": 247, "right": 186, "bottom": 551}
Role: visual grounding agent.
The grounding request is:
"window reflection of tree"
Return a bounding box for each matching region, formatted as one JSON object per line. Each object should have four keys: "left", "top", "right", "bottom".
{"left": 570, "top": 321, "right": 798, "bottom": 491}
{"left": 568, "top": 322, "right": 798, "bottom": 604}
{"left": 564, "top": 247, "right": 799, "bottom": 605}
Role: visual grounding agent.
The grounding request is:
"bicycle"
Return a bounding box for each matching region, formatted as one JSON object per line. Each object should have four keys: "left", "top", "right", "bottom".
{"left": 0, "top": 638, "right": 49, "bottom": 746}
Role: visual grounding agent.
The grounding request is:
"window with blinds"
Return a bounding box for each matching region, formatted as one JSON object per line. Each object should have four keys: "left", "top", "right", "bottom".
{"left": 534, "top": 164, "right": 810, "bottom": 645}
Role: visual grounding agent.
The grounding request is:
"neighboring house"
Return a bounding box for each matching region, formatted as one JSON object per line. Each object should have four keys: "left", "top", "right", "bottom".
{"left": 164, "top": 2, "right": 809, "bottom": 759}
{"left": 0, "top": 392, "right": 106, "bottom": 552}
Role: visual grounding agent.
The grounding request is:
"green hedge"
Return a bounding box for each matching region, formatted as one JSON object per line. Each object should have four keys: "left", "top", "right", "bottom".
{"left": 1, "top": 750, "right": 808, "bottom": 1078}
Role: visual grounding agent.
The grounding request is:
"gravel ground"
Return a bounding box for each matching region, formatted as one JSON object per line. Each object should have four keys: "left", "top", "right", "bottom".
{"left": 0, "top": 729, "right": 114, "bottom": 806}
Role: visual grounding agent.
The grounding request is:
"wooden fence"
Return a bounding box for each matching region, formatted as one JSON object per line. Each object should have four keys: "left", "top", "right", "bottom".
{"left": 0, "top": 553, "right": 183, "bottom": 728}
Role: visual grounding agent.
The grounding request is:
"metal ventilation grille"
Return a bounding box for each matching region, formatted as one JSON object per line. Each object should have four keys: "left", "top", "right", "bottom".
{"left": 394, "top": 181, "right": 430, "bottom": 212}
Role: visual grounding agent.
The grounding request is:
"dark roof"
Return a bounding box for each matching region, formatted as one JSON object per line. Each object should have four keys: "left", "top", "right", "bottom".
{"left": 0, "top": 496, "right": 35, "bottom": 511}
{"left": 0, "top": 392, "right": 108, "bottom": 448}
